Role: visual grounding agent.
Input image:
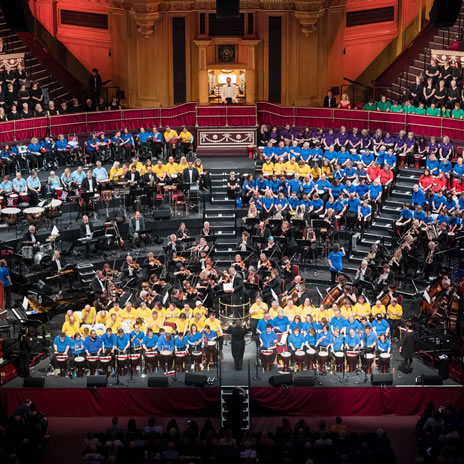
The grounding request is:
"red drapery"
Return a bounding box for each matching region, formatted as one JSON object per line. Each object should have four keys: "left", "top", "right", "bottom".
{"left": 122, "top": 109, "right": 162, "bottom": 131}
{"left": 197, "top": 105, "right": 258, "bottom": 127}
{"left": 1, "top": 387, "right": 463, "bottom": 418}
{"left": 50, "top": 113, "right": 87, "bottom": 137}
{"left": 408, "top": 115, "right": 442, "bottom": 138}
{"left": 0, "top": 121, "right": 15, "bottom": 143}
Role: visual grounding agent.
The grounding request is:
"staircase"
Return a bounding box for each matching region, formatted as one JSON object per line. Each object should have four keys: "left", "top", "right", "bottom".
{"left": 220, "top": 385, "right": 250, "bottom": 431}
{"left": 347, "top": 166, "right": 420, "bottom": 273}
{"left": 375, "top": 7, "right": 464, "bottom": 102}
{"left": 205, "top": 168, "right": 247, "bottom": 270}
{"left": 0, "top": 10, "right": 71, "bottom": 103}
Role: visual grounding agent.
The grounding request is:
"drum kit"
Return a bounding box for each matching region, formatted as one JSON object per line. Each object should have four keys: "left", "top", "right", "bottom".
{"left": 318, "top": 351, "right": 329, "bottom": 373}
{"left": 334, "top": 352, "right": 345, "bottom": 373}
{"left": 116, "top": 353, "right": 128, "bottom": 376}
{"left": 87, "top": 355, "right": 99, "bottom": 375}
{"left": 363, "top": 353, "right": 375, "bottom": 374}
{"left": 379, "top": 353, "right": 391, "bottom": 373}
{"left": 306, "top": 348, "right": 317, "bottom": 370}
{"left": 346, "top": 351, "right": 360, "bottom": 372}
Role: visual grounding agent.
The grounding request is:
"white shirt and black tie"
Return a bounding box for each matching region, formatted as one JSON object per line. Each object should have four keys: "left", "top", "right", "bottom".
{"left": 221, "top": 84, "right": 238, "bottom": 103}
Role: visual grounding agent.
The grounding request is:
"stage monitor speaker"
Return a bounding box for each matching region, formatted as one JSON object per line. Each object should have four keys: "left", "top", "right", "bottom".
{"left": 417, "top": 375, "right": 443, "bottom": 385}
{"left": 185, "top": 373, "right": 208, "bottom": 387}
{"left": 216, "top": 0, "right": 240, "bottom": 19}
{"left": 269, "top": 373, "right": 293, "bottom": 387}
{"left": 294, "top": 375, "right": 315, "bottom": 387}
{"left": 153, "top": 208, "right": 171, "bottom": 220}
{"left": 438, "top": 356, "right": 449, "bottom": 380}
{"left": 147, "top": 377, "right": 169, "bottom": 387}
{"left": 87, "top": 375, "right": 107, "bottom": 388}
{"left": 23, "top": 377, "right": 45, "bottom": 388}
{"left": 430, "top": 0, "right": 462, "bottom": 27}
{"left": 371, "top": 373, "right": 394, "bottom": 386}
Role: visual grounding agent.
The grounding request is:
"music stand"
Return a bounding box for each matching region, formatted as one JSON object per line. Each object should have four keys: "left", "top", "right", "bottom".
{"left": 291, "top": 219, "right": 306, "bottom": 230}
{"left": 252, "top": 236, "right": 268, "bottom": 251}
{"left": 268, "top": 219, "right": 283, "bottom": 230}
{"left": 243, "top": 217, "right": 260, "bottom": 228}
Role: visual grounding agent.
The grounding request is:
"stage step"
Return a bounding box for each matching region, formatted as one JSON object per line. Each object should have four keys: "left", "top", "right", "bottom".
{"left": 221, "top": 386, "right": 250, "bottom": 430}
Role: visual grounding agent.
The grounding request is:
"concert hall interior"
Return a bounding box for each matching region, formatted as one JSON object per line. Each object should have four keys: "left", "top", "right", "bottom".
{"left": 1, "top": 0, "right": 464, "bottom": 463}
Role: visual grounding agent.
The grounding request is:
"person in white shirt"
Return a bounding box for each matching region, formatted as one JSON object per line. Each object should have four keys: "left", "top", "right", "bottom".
{"left": 221, "top": 77, "right": 238, "bottom": 104}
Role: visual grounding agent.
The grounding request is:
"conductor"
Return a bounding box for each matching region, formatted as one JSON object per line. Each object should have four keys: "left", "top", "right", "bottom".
{"left": 227, "top": 319, "right": 249, "bottom": 370}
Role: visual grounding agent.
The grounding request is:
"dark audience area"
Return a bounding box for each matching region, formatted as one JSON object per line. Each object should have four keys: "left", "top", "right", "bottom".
{"left": 80, "top": 416, "right": 396, "bottom": 464}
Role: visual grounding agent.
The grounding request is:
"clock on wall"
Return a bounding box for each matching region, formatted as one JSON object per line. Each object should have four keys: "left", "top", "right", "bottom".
{"left": 217, "top": 45, "right": 236, "bottom": 63}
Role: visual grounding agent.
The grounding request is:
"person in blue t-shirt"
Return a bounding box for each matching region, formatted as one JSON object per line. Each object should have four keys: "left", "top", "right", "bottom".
{"left": 142, "top": 329, "right": 159, "bottom": 351}
{"left": 371, "top": 314, "right": 390, "bottom": 337}
{"left": 346, "top": 193, "right": 361, "bottom": 230}
{"left": 356, "top": 178, "right": 369, "bottom": 199}
{"left": 101, "top": 328, "right": 116, "bottom": 354}
{"left": 413, "top": 205, "right": 426, "bottom": 223}
{"left": 130, "top": 325, "right": 145, "bottom": 350}
{"left": 328, "top": 244, "right": 345, "bottom": 283}
{"left": 396, "top": 203, "right": 413, "bottom": 234}
{"left": 330, "top": 328, "right": 345, "bottom": 353}
{"left": 411, "top": 184, "right": 427, "bottom": 207}
{"left": 175, "top": 333, "right": 189, "bottom": 351}
{"left": 361, "top": 326, "right": 377, "bottom": 353}
{"left": 288, "top": 327, "right": 305, "bottom": 353}
{"left": 259, "top": 324, "right": 278, "bottom": 367}
{"left": 273, "top": 311, "right": 290, "bottom": 333}
{"left": 344, "top": 328, "right": 361, "bottom": 350}
{"left": 53, "top": 332, "right": 70, "bottom": 355}
{"left": 70, "top": 333, "right": 85, "bottom": 357}
{"left": 316, "top": 325, "right": 333, "bottom": 351}
{"left": 187, "top": 325, "right": 203, "bottom": 350}
{"left": 359, "top": 199, "right": 372, "bottom": 233}
{"left": 115, "top": 329, "right": 130, "bottom": 353}
{"left": 376, "top": 333, "right": 391, "bottom": 357}
{"left": 84, "top": 330, "right": 102, "bottom": 356}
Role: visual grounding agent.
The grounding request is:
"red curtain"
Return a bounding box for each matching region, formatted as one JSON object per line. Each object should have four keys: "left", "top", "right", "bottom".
{"left": 2, "top": 387, "right": 463, "bottom": 418}
{"left": 160, "top": 102, "right": 197, "bottom": 127}
{"left": 367, "top": 111, "right": 406, "bottom": 134}
{"left": 0, "top": 121, "right": 16, "bottom": 143}
{"left": 226, "top": 106, "right": 257, "bottom": 126}
{"left": 294, "top": 108, "right": 333, "bottom": 129}
{"left": 442, "top": 118, "right": 464, "bottom": 141}
{"left": 0, "top": 388, "right": 220, "bottom": 417}
{"left": 197, "top": 106, "right": 227, "bottom": 127}
{"left": 14, "top": 117, "right": 49, "bottom": 141}
{"left": 87, "top": 111, "right": 122, "bottom": 133}
{"left": 50, "top": 113, "right": 87, "bottom": 136}
{"left": 257, "top": 102, "right": 295, "bottom": 127}
{"left": 333, "top": 109, "right": 369, "bottom": 131}
{"left": 408, "top": 115, "right": 442, "bottom": 138}
{"left": 122, "top": 109, "right": 161, "bottom": 131}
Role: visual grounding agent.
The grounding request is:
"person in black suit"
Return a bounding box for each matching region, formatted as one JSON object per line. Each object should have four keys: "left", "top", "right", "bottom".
{"left": 323, "top": 90, "right": 337, "bottom": 108}
{"left": 91, "top": 270, "right": 106, "bottom": 297}
{"left": 128, "top": 211, "right": 148, "bottom": 247}
{"left": 79, "top": 215, "right": 95, "bottom": 257}
{"left": 89, "top": 68, "right": 102, "bottom": 103}
{"left": 23, "top": 225, "right": 40, "bottom": 255}
{"left": 125, "top": 165, "right": 141, "bottom": 208}
{"left": 229, "top": 266, "right": 244, "bottom": 310}
{"left": 353, "top": 259, "right": 375, "bottom": 293}
{"left": 81, "top": 169, "right": 97, "bottom": 193}
{"left": 226, "top": 320, "right": 249, "bottom": 370}
{"left": 142, "top": 166, "right": 157, "bottom": 186}
{"left": 182, "top": 161, "right": 199, "bottom": 184}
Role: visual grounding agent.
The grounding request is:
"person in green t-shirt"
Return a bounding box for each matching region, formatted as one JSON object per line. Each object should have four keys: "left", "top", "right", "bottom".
{"left": 426, "top": 102, "right": 440, "bottom": 116}
{"left": 377, "top": 95, "right": 391, "bottom": 112}
{"left": 415, "top": 102, "right": 427, "bottom": 115}
{"left": 390, "top": 101, "right": 403, "bottom": 113}
{"left": 362, "top": 100, "right": 377, "bottom": 111}
{"left": 452, "top": 102, "right": 463, "bottom": 119}
{"left": 402, "top": 100, "right": 416, "bottom": 114}
{"left": 439, "top": 105, "right": 450, "bottom": 118}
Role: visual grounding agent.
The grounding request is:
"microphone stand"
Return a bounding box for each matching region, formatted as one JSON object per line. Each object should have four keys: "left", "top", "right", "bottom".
{"left": 127, "top": 333, "right": 135, "bottom": 384}
{"left": 252, "top": 343, "right": 261, "bottom": 381}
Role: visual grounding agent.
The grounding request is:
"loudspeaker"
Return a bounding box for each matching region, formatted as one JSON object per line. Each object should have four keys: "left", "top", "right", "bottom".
{"left": 438, "top": 357, "right": 449, "bottom": 380}
{"left": 147, "top": 377, "right": 169, "bottom": 387}
{"left": 87, "top": 375, "right": 107, "bottom": 388}
{"left": 153, "top": 208, "right": 171, "bottom": 220}
{"left": 371, "top": 373, "right": 394, "bottom": 386}
{"left": 23, "top": 377, "right": 45, "bottom": 388}
{"left": 293, "top": 375, "right": 316, "bottom": 387}
{"left": 216, "top": 0, "right": 240, "bottom": 19}
{"left": 430, "top": 0, "right": 462, "bottom": 27}
{"left": 417, "top": 375, "right": 443, "bottom": 385}
{"left": 269, "top": 373, "right": 293, "bottom": 387}
{"left": 185, "top": 373, "right": 208, "bottom": 386}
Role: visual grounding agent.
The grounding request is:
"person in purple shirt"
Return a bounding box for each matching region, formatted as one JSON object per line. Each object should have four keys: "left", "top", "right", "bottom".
{"left": 323, "top": 129, "right": 336, "bottom": 149}
{"left": 394, "top": 130, "right": 407, "bottom": 158}
{"left": 426, "top": 136, "right": 440, "bottom": 156}
{"left": 372, "top": 130, "right": 384, "bottom": 150}
{"left": 336, "top": 126, "right": 349, "bottom": 149}
{"left": 439, "top": 136, "right": 453, "bottom": 160}
{"left": 349, "top": 128, "right": 362, "bottom": 151}
{"left": 280, "top": 123, "right": 293, "bottom": 143}
{"left": 269, "top": 126, "right": 279, "bottom": 143}
{"left": 311, "top": 128, "right": 324, "bottom": 145}
{"left": 361, "top": 129, "right": 372, "bottom": 150}
{"left": 402, "top": 131, "right": 416, "bottom": 167}
{"left": 382, "top": 132, "right": 396, "bottom": 150}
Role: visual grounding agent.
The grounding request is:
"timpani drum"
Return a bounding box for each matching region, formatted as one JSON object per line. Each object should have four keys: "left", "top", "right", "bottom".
{"left": 280, "top": 351, "right": 291, "bottom": 372}
{"left": 34, "top": 251, "right": 52, "bottom": 268}
{"left": 295, "top": 350, "right": 306, "bottom": 372}
{"left": 56, "top": 355, "right": 68, "bottom": 376}
{"left": 346, "top": 351, "right": 360, "bottom": 372}
{"left": 261, "top": 349, "right": 274, "bottom": 371}
{"left": 44, "top": 199, "right": 62, "bottom": 218}
{"left": 99, "top": 355, "right": 112, "bottom": 376}
{"left": 1, "top": 207, "right": 21, "bottom": 225}
{"left": 87, "top": 355, "right": 99, "bottom": 375}
{"left": 379, "top": 353, "right": 391, "bottom": 373}
{"left": 175, "top": 351, "right": 188, "bottom": 372}
{"left": 19, "top": 192, "right": 29, "bottom": 205}
{"left": 101, "top": 190, "right": 113, "bottom": 202}
{"left": 116, "top": 354, "right": 128, "bottom": 376}
{"left": 24, "top": 207, "right": 44, "bottom": 225}
{"left": 306, "top": 348, "right": 317, "bottom": 370}
{"left": 6, "top": 193, "right": 18, "bottom": 208}
{"left": 363, "top": 353, "right": 375, "bottom": 374}
{"left": 144, "top": 350, "right": 158, "bottom": 373}
{"left": 318, "top": 351, "right": 329, "bottom": 372}
{"left": 191, "top": 350, "right": 203, "bottom": 371}
{"left": 206, "top": 340, "right": 216, "bottom": 365}
{"left": 159, "top": 350, "right": 172, "bottom": 372}
{"left": 129, "top": 353, "right": 141, "bottom": 375}
{"left": 334, "top": 352, "right": 345, "bottom": 373}
{"left": 74, "top": 356, "right": 85, "bottom": 377}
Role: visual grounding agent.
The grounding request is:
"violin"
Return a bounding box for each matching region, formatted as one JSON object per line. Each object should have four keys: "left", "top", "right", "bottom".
{"left": 259, "top": 259, "right": 272, "bottom": 270}
{"left": 173, "top": 256, "right": 186, "bottom": 263}
{"left": 130, "top": 263, "right": 141, "bottom": 270}
{"left": 149, "top": 257, "right": 161, "bottom": 266}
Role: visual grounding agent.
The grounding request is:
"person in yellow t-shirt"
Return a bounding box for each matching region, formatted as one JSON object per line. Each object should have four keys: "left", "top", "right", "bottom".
{"left": 297, "top": 161, "right": 311, "bottom": 177}
{"left": 95, "top": 310, "right": 109, "bottom": 326}
{"left": 284, "top": 159, "right": 299, "bottom": 176}
{"left": 387, "top": 297, "right": 403, "bottom": 341}
{"left": 354, "top": 295, "right": 371, "bottom": 320}
{"left": 176, "top": 313, "right": 188, "bottom": 335}
{"left": 262, "top": 159, "right": 274, "bottom": 177}
{"left": 273, "top": 159, "right": 286, "bottom": 176}
{"left": 205, "top": 313, "right": 223, "bottom": 352}
{"left": 134, "top": 317, "right": 147, "bottom": 334}
{"left": 146, "top": 311, "right": 163, "bottom": 334}
{"left": 80, "top": 305, "right": 96, "bottom": 325}
{"left": 128, "top": 157, "right": 144, "bottom": 173}
{"left": 193, "top": 301, "right": 208, "bottom": 319}
{"left": 249, "top": 296, "right": 268, "bottom": 335}
{"left": 178, "top": 156, "right": 189, "bottom": 174}
{"left": 62, "top": 315, "right": 80, "bottom": 337}
{"left": 164, "top": 304, "right": 180, "bottom": 328}
{"left": 109, "top": 161, "right": 124, "bottom": 181}
{"left": 137, "top": 302, "right": 152, "bottom": 322}
{"left": 371, "top": 300, "right": 386, "bottom": 317}
{"left": 179, "top": 126, "right": 193, "bottom": 154}
{"left": 310, "top": 163, "right": 321, "bottom": 180}
{"left": 153, "top": 159, "right": 167, "bottom": 182}
{"left": 108, "top": 302, "right": 124, "bottom": 320}
{"left": 340, "top": 301, "right": 354, "bottom": 320}
{"left": 189, "top": 313, "right": 205, "bottom": 332}
{"left": 165, "top": 156, "right": 180, "bottom": 180}
{"left": 284, "top": 300, "right": 298, "bottom": 322}
{"left": 120, "top": 303, "right": 139, "bottom": 324}
{"left": 268, "top": 301, "right": 282, "bottom": 319}
{"left": 106, "top": 313, "right": 121, "bottom": 333}
{"left": 299, "top": 297, "right": 316, "bottom": 318}
{"left": 163, "top": 126, "right": 179, "bottom": 156}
